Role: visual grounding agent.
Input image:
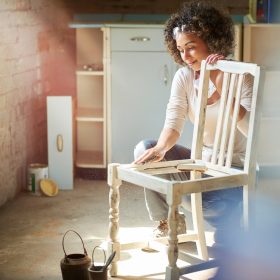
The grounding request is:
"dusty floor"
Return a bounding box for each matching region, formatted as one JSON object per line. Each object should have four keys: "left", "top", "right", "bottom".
{"left": 0, "top": 179, "right": 216, "bottom": 280}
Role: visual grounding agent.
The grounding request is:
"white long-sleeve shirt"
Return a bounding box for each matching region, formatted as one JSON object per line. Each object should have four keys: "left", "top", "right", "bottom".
{"left": 164, "top": 67, "right": 253, "bottom": 167}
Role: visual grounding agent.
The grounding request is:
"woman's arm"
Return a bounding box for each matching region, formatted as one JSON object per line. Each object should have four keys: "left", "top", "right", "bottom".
{"left": 133, "top": 127, "right": 180, "bottom": 164}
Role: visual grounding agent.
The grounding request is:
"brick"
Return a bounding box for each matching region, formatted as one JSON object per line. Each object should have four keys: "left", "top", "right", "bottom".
{"left": 17, "top": 37, "right": 38, "bottom": 57}
{"left": 37, "top": 31, "right": 51, "bottom": 52}
{"left": 0, "top": 59, "right": 16, "bottom": 76}
{"left": 13, "top": 103, "right": 22, "bottom": 120}
{"left": 18, "top": 25, "right": 39, "bottom": 44}
{"left": 6, "top": 88, "right": 25, "bottom": 106}
{"left": 0, "top": 76, "right": 15, "bottom": 94}
{"left": 0, "top": 39, "right": 37, "bottom": 59}
{"left": 12, "top": 70, "right": 37, "bottom": 89}
{"left": 0, "top": 94, "right": 7, "bottom": 109}
{"left": 0, "top": 27, "right": 18, "bottom": 44}
{"left": 32, "top": 80, "right": 43, "bottom": 96}
{"left": 0, "top": 1, "right": 15, "bottom": 11}
{"left": 0, "top": 11, "right": 11, "bottom": 28}
{"left": 10, "top": 10, "right": 40, "bottom": 27}
{"left": 16, "top": 0, "right": 31, "bottom": 11}
{"left": 30, "top": 0, "right": 49, "bottom": 11}
{"left": 0, "top": 44, "right": 14, "bottom": 59}
{"left": 14, "top": 54, "right": 38, "bottom": 73}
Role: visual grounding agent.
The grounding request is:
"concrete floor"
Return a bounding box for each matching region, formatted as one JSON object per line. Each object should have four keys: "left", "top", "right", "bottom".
{"left": 0, "top": 179, "right": 216, "bottom": 280}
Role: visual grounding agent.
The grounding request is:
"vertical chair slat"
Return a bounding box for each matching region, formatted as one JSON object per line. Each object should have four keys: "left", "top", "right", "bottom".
{"left": 225, "top": 74, "right": 244, "bottom": 167}
{"left": 191, "top": 61, "right": 210, "bottom": 159}
{"left": 218, "top": 73, "right": 237, "bottom": 166}
{"left": 211, "top": 72, "right": 230, "bottom": 165}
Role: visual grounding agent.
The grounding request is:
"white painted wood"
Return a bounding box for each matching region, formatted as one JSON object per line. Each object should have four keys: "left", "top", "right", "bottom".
{"left": 191, "top": 61, "right": 210, "bottom": 159}
{"left": 76, "top": 108, "right": 104, "bottom": 121}
{"left": 108, "top": 27, "right": 192, "bottom": 164}
{"left": 243, "top": 25, "right": 280, "bottom": 204}
{"left": 243, "top": 24, "right": 280, "bottom": 70}
{"left": 233, "top": 24, "right": 243, "bottom": 61}
{"left": 76, "top": 28, "right": 103, "bottom": 67}
{"left": 110, "top": 26, "right": 166, "bottom": 51}
{"left": 123, "top": 159, "right": 207, "bottom": 174}
{"left": 225, "top": 74, "right": 244, "bottom": 167}
{"left": 211, "top": 72, "right": 230, "bottom": 165}
{"left": 76, "top": 150, "right": 104, "bottom": 168}
{"left": 107, "top": 60, "right": 262, "bottom": 279}
{"left": 206, "top": 59, "right": 258, "bottom": 75}
{"left": 102, "top": 27, "right": 108, "bottom": 167}
{"left": 166, "top": 204, "right": 180, "bottom": 280}
{"left": 257, "top": 117, "right": 280, "bottom": 165}
{"left": 107, "top": 163, "right": 122, "bottom": 276}
{"left": 127, "top": 159, "right": 195, "bottom": 170}
{"left": 76, "top": 70, "right": 104, "bottom": 76}
{"left": 109, "top": 51, "right": 176, "bottom": 163}
{"left": 75, "top": 27, "right": 107, "bottom": 168}
{"left": 47, "top": 96, "right": 73, "bottom": 190}
{"left": 191, "top": 192, "right": 208, "bottom": 260}
{"left": 218, "top": 73, "right": 236, "bottom": 166}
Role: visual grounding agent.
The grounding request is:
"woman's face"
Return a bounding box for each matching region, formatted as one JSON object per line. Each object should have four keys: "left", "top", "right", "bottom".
{"left": 176, "top": 32, "right": 210, "bottom": 71}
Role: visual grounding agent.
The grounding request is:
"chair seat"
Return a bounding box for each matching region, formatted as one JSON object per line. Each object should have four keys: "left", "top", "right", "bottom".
{"left": 116, "top": 160, "right": 247, "bottom": 196}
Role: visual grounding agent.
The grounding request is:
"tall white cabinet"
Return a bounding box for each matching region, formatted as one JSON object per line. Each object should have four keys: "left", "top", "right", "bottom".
{"left": 107, "top": 25, "right": 191, "bottom": 163}
{"left": 243, "top": 24, "right": 280, "bottom": 166}
{"left": 243, "top": 24, "right": 280, "bottom": 196}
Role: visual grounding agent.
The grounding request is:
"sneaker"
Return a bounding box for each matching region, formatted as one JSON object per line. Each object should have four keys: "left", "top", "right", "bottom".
{"left": 153, "top": 219, "right": 168, "bottom": 238}
{"left": 177, "top": 213, "right": 187, "bottom": 235}
{"left": 153, "top": 214, "right": 186, "bottom": 238}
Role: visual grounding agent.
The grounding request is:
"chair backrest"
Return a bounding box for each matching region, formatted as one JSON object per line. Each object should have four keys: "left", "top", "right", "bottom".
{"left": 191, "top": 60, "right": 262, "bottom": 174}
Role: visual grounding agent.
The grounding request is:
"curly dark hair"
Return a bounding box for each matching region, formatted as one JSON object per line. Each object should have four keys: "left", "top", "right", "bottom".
{"left": 164, "top": 1, "right": 235, "bottom": 65}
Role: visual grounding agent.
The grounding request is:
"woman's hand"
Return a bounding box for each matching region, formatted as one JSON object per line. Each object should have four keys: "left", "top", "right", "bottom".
{"left": 205, "top": 54, "right": 225, "bottom": 64}
{"left": 133, "top": 128, "right": 179, "bottom": 164}
{"left": 206, "top": 54, "right": 225, "bottom": 95}
{"left": 133, "top": 146, "right": 166, "bottom": 164}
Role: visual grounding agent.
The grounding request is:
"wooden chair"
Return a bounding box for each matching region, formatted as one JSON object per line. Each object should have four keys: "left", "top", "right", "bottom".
{"left": 107, "top": 60, "right": 262, "bottom": 279}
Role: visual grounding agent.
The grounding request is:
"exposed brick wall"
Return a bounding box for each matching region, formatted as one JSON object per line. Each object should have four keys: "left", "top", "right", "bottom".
{"left": 0, "top": 0, "right": 76, "bottom": 206}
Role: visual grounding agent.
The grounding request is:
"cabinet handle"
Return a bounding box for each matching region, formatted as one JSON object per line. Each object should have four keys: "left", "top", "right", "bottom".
{"left": 56, "top": 134, "right": 63, "bottom": 152}
{"left": 130, "top": 36, "right": 150, "bottom": 42}
{"left": 164, "top": 64, "right": 169, "bottom": 86}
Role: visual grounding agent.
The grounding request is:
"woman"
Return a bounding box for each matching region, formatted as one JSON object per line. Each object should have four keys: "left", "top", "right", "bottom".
{"left": 134, "top": 1, "right": 252, "bottom": 242}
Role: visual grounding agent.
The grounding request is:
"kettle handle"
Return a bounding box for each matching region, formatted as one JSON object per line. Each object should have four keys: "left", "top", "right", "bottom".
{"left": 91, "top": 246, "right": 106, "bottom": 267}
{"left": 62, "top": 230, "right": 88, "bottom": 258}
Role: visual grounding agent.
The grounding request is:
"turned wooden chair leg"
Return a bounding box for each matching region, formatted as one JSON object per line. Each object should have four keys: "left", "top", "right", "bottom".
{"left": 166, "top": 204, "right": 180, "bottom": 280}
{"left": 108, "top": 163, "right": 122, "bottom": 276}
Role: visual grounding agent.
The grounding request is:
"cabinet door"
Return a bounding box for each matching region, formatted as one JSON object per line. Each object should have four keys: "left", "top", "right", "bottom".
{"left": 243, "top": 24, "right": 280, "bottom": 165}
{"left": 47, "top": 96, "right": 73, "bottom": 189}
{"left": 110, "top": 51, "right": 191, "bottom": 163}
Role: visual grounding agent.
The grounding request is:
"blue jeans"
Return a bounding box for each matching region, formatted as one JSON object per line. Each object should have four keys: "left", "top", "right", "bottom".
{"left": 134, "top": 139, "right": 242, "bottom": 243}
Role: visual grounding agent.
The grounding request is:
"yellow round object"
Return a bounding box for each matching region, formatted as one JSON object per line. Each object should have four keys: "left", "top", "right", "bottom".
{"left": 40, "top": 179, "right": 59, "bottom": 196}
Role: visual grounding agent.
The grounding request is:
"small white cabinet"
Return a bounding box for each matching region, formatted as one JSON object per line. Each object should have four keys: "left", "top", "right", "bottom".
{"left": 47, "top": 96, "right": 74, "bottom": 189}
